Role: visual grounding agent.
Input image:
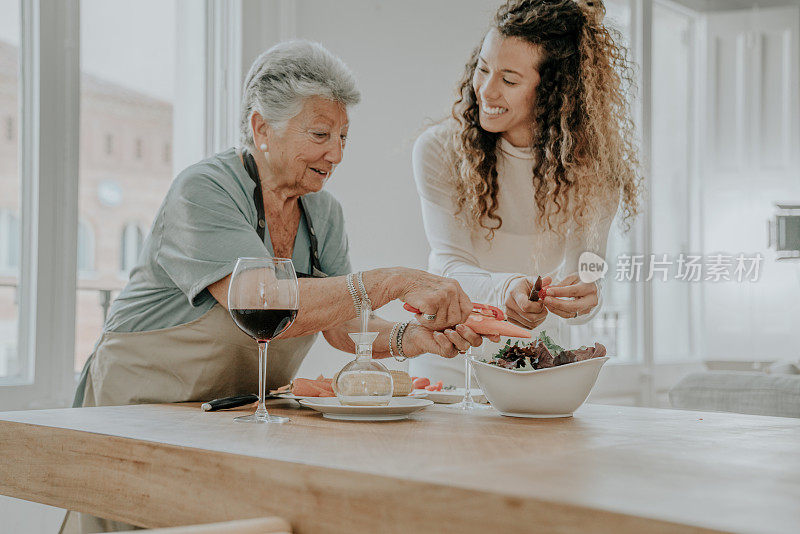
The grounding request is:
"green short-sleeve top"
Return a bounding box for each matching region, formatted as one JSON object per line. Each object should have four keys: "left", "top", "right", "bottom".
{"left": 104, "top": 148, "right": 352, "bottom": 333}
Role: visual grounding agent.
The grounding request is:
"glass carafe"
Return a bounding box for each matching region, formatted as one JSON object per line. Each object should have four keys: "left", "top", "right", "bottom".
{"left": 334, "top": 331, "right": 394, "bottom": 406}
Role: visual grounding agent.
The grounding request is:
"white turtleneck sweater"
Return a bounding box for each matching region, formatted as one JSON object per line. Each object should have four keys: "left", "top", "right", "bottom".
{"left": 409, "top": 123, "right": 616, "bottom": 383}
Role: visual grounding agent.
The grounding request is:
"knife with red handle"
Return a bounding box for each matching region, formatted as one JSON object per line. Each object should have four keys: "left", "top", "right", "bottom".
{"left": 529, "top": 275, "right": 548, "bottom": 302}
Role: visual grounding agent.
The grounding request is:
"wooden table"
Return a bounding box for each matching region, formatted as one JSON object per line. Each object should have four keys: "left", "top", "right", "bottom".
{"left": 1, "top": 401, "right": 798, "bottom": 534}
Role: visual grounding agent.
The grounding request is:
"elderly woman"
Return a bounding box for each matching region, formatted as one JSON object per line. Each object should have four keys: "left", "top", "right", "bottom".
{"left": 74, "top": 40, "right": 490, "bottom": 414}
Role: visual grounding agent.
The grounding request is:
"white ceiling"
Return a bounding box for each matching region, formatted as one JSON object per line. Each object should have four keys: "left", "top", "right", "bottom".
{"left": 670, "top": 0, "right": 800, "bottom": 11}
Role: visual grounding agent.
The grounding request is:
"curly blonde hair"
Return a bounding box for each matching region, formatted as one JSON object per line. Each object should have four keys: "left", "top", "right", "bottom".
{"left": 449, "top": 0, "right": 642, "bottom": 239}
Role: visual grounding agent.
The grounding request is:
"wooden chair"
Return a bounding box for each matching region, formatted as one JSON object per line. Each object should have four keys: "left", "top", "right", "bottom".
{"left": 116, "top": 517, "right": 292, "bottom": 534}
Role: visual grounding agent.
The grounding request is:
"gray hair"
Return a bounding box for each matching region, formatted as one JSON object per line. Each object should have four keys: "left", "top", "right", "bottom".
{"left": 240, "top": 40, "right": 361, "bottom": 150}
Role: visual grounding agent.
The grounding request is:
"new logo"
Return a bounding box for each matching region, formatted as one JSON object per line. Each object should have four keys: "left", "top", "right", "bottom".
{"left": 578, "top": 252, "right": 608, "bottom": 283}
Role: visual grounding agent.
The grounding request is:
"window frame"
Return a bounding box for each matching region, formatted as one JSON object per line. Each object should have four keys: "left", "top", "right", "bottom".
{"left": 0, "top": 0, "right": 81, "bottom": 409}
{"left": 581, "top": 0, "right": 708, "bottom": 406}
{"left": 1, "top": 0, "right": 242, "bottom": 410}
{"left": 0, "top": 209, "right": 20, "bottom": 272}
{"left": 205, "top": 0, "right": 242, "bottom": 153}
{"left": 76, "top": 218, "right": 95, "bottom": 276}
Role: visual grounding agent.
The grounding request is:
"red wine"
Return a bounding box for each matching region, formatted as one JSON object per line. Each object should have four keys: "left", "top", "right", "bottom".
{"left": 230, "top": 308, "right": 298, "bottom": 341}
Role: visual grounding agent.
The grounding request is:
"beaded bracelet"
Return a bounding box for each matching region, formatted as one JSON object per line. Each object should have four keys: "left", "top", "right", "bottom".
{"left": 389, "top": 321, "right": 402, "bottom": 360}
{"left": 395, "top": 320, "right": 411, "bottom": 361}
{"left": 355, "top": 271, "right": 374, "bottom": 317}
{"left": 346, "top": 273, "right": 361, "bottom": 318}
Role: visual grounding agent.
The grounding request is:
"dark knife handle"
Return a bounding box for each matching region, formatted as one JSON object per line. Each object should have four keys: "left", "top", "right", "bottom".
{"left": 529, "top": 275, "right": 543, "bottom": 302}
{"left": 201, "top": 394, "right": 258, "bottom": 412}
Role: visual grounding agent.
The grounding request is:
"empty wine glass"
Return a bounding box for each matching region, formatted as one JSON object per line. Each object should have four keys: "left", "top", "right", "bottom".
{"left": 228, "top": 257, "right": 299, "bottom": 424}
{"left": 446, "top": 272, "right": 492, "bottom": 411}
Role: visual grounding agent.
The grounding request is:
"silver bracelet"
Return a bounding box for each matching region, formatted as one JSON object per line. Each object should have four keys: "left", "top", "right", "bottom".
{"left": 346, "top": 273, "right": 361, "bottom": 317}
{"left": 395, "top": 320, "right": 411, "bottom": 361}
{"left": 355, "top": 271, "right": 374, "bottom": 317}
{"left": 389, "top": 321, "right": 402, "bottom": 360}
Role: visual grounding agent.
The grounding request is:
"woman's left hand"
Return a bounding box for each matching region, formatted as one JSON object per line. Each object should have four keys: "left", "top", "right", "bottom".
{"left": 542, "top": 273, "right": 599, "bottom": 319}
{"left": 403, "top": 323, "right": 500, "bottom": 359}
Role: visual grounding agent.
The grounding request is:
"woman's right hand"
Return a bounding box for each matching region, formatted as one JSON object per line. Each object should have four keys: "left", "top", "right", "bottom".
{"left": 402, "top": 323, "right": 500, "bottom": 359}
{"left": 390, "top": 268, "right": 473, "bottom": 330}
{"left": 504, "top": 276, "right": 552, "bottom": 329}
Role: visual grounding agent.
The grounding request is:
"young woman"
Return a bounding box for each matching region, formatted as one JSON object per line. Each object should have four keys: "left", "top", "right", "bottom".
{"left": 411, "top": 0, "right": 641, "bottom": 381}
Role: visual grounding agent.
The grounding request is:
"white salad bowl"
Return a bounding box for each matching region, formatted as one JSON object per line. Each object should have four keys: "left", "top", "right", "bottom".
{"left": 471, "top": 356, "right": 610, "bottom": 418}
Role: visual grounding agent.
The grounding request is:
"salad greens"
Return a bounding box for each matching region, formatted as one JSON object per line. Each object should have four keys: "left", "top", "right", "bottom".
{"left": 492, "top": 331, "right": 560, "bottom": 360}
{"left": 483, "top": 331, "right": 607, "bottom": 371}
{"left": 537, "top": 330, "right": 564, "bottom": 356}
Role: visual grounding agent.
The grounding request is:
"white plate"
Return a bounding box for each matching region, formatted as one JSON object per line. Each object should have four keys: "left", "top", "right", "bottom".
{"left": 276, "top": 391, "right": 427, "bottom": 402}
{"left": 298, "top": 397, "right": 434, "bottom": 421}
{"left": 416, "top": 388, "right": 486, "bottom": 404}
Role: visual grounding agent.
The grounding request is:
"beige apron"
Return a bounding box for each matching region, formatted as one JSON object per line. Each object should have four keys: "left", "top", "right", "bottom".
{"left": 80, "top": 303, "right": 316, "bottom": 407}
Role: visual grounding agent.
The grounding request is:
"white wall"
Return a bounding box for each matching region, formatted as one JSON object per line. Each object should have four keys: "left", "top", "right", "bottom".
{"left": 241, "top": 0, "right": 502, "bottom": 378}
{"left": 675, "top": 0, "right": 800, "bottom": 12}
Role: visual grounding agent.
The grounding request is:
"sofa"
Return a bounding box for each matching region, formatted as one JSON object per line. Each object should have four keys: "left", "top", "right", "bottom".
{"left": 669, "top": 360, "right": 800, "bottom": 418}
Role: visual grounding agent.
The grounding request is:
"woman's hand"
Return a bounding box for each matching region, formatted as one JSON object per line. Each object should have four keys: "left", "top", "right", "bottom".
{"left": 504, "top": 276, "right": 552, "bottom": 329}
{"left": 403, "top": 323, "right": 500, "bottom": 359}
{"left": 542, "top": 273, "right": 599, "bottom": 319}
{"left": 390, "top": 268, "right": 473, "bottom": 331}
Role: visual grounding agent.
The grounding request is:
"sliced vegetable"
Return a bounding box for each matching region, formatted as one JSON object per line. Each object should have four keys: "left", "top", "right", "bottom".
{"left": 413, "top": 377, "right": 430, "bottom": 389}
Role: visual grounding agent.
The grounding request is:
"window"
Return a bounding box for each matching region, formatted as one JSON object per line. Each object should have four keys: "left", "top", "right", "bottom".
{"left": 120, "top": 222, "right": 143, "bottom": 274}
{"left": 75, "top": 0, "right": 206, "bottom": 373}
{"left": 0, "top": 209, "right": 19, "bottom": 378}
{"left": 0, "top": 210, "right": 19, "bottom": 272}
{"left": 0, "top": 0, "right": 20, "bottom": 381}
{"left": 0, "top": 0, "right": 212, "bottom": 408}
{"left": 77, "top": 219, "right": 95, "bottom": 274}
{"left": 651, "top": 3, "right": 694, "bottom": 361}
{"left": 566, "top": 0, "right": 638, "bottom": 362}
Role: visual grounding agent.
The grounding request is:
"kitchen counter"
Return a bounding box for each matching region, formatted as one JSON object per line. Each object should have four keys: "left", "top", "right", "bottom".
{"left": 1, "top": 401, "right": 798, "bottom": 533}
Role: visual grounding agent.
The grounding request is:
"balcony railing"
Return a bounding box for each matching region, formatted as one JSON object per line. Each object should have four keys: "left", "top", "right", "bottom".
{"left": 0, "top": 281, "right": 118, "bottom": 322}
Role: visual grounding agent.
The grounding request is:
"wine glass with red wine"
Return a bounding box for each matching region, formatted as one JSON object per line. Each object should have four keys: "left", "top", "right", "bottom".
{"left": 228, "top": 257, "right": 299, "bottom": 424}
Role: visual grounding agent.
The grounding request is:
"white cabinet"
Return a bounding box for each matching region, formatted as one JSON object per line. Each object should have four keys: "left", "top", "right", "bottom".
{"left": 701, "top": 6, "right": 800, "bottom": 359}
{"left": 706, "top": 6, "right": 799, "bottom": 175}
